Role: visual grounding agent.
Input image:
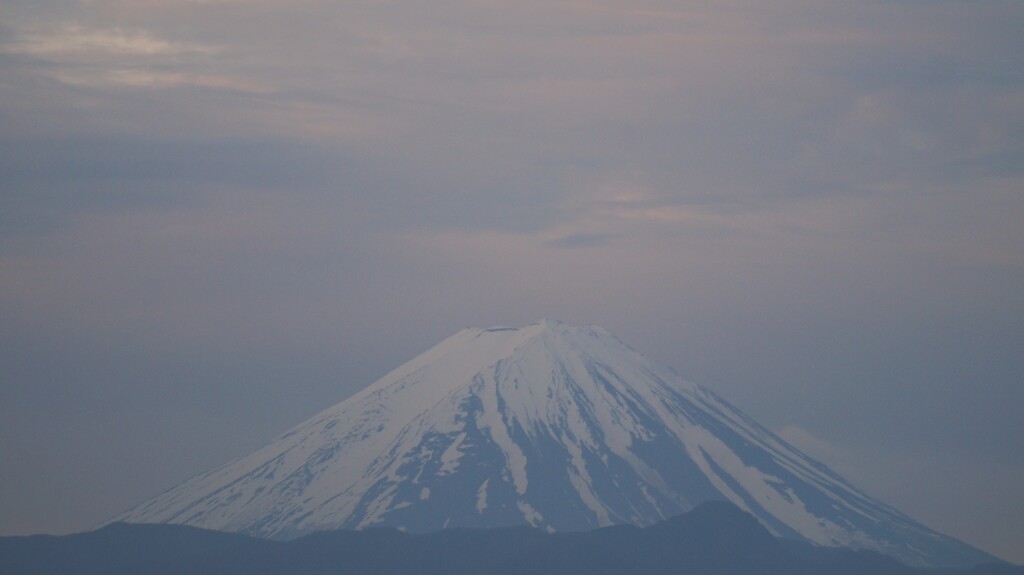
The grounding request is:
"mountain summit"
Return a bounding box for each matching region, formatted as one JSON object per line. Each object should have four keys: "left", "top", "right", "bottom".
{"left": 114, "top": 320, "right": 995, "bottom": 568}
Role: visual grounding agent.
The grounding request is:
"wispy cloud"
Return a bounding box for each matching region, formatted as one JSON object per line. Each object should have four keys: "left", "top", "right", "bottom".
{"left": 0, "top": 24, "right": 270, "bottom": 92}
{"left": 49, "top": 68, "right": 270, "bottom": 91}
{"left": 4, "top": 24, "right": 218, "bottom": 58}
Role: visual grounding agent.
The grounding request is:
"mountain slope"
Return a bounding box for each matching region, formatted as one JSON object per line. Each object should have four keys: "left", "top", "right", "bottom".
{"left": 113, "top": 320, "right": 997, "bottom": 568}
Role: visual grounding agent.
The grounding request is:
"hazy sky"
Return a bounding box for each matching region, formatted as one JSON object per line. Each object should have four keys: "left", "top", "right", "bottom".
{"left": 1, "top": 0, "right": 1022, "bottom": 563}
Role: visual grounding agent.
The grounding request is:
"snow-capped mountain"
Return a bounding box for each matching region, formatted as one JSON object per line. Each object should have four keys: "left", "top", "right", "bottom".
{"left": 114, "top": 320, "right": 995, "bottom": 568}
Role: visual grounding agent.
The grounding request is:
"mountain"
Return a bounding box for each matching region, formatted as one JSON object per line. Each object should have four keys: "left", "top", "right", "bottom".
{"left": 113, "top": 320, "right": 997, "bottom": 568}
{"left": 8, "top": 504, "right": 1019, "bottom": 575}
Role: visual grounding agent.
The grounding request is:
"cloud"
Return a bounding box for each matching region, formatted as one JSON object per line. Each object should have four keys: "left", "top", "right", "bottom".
{"left": 4, "top": 25, "right": 218, "bottom": 57}
{"left": 51, "top": 68, "right": 270, "bottom": 91}
{"left": 0, "top": 23, "right": 269, "bottom": 92}
{"left": 1, "top": 0, "right": 1022, "bottom": 562}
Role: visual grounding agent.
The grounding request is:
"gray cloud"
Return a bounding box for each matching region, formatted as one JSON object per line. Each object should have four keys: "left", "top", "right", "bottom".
{"left": 1, "top": 0, "right": 1022, "bottom": 563}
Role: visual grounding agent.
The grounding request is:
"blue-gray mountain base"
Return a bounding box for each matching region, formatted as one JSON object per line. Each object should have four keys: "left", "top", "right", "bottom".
{"left": 2, "top": 503, "right": 1018, "bottom": 575}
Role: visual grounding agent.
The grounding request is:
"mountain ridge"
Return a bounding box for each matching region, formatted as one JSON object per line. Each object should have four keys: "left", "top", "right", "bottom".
{"left": 6, "top": 503, "right": 1017, "bottom": 575}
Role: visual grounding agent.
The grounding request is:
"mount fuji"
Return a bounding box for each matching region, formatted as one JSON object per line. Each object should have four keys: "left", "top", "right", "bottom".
{"left": 113, "top": 320, "right": 996, "bottom": 568}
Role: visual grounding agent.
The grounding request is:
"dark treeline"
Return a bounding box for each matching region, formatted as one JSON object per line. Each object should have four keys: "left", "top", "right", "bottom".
{"left": 1, "top": 502, "right": 1019, "bottom": 575}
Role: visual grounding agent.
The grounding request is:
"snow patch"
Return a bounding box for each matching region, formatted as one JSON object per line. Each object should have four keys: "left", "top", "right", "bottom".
{"left": 438, "top": 433, "right": 466, "bottom": 476}
{"left": 517, "top": 500, "right": 544, "bottom": 527}
{"left": 476, "top": 479, "right": 489, "bottom": 513}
